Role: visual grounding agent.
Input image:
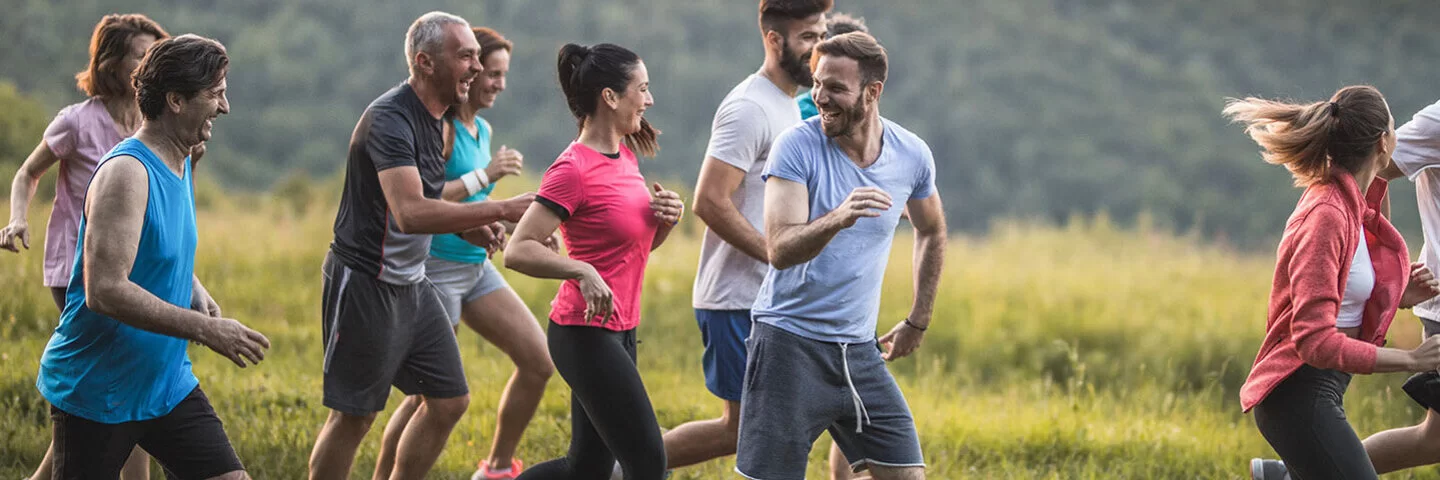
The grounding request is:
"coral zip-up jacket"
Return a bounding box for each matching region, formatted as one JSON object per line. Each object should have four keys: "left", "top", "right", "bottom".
{"left": 1240, "top": 171, "right": 1410, "bottom": 412}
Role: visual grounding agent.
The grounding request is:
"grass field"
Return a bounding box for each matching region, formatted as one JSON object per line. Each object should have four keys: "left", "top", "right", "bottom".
{"left": 4, "top": 184, "right": 1440, "bottom": 479}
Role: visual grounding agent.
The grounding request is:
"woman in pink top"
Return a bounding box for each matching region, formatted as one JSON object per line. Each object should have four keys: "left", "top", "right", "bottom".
{"left": 0, "top": 14, "right": 168, "bottom": 480}
{"left": 1227, "top": 85, "right": 1440, "bottom": 480}
{"left": 505, "top": 43, "right": 682, "bottom": 480}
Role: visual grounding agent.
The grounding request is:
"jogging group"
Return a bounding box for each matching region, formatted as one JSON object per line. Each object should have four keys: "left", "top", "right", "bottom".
{"left": 3, "top": 1, "right": 949, "bottom": 479}
{"left": 11, "top": 1, "right": 1440, "bottom": 480}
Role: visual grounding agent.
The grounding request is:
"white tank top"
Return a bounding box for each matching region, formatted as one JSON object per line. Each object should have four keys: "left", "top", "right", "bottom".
{"left": 1337, "top": 228, "right": 1374, "bottom": 328}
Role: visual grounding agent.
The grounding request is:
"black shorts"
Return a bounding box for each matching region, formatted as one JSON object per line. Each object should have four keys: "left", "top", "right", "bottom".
{"left": 321, "top": 251, "right": 468, "bottom": 415}
{"left": 51, "top": 387, "right": 243, "bottom": 479}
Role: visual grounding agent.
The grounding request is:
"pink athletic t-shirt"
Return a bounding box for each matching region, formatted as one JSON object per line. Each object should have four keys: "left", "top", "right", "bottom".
{"left": 536, "top": 141, "right": 658, "bottom": 331}
{"left": 42, "top": 98, "right": 126, "bottom": 287}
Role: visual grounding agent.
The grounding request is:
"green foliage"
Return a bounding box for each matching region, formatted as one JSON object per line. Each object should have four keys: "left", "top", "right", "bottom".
{"left": 0, "top": 81, "right": 48, "bottom": 168}
{"left": 4, "top": 0, "right": 1440, "bottom": 247}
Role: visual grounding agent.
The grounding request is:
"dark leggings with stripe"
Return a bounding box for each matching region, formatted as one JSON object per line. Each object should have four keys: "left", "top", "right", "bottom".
{"left": 1253, "top": 364, "right": 1376, "bottom": 480}
{"left": 517, "top": 322, "right": 666, "bottom": 480}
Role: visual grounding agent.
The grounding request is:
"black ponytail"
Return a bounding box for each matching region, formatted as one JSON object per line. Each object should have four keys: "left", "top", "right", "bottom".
{"left": 555, "top": 42, "right": 660, "bottom": 157}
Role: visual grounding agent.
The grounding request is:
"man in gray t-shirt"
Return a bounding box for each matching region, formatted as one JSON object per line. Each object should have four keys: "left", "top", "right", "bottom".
{"left": 654, "top": 0, "right": 829, "bottom": 473}
{"left": 309, "top": 13, "right": 532, "bottom": 480}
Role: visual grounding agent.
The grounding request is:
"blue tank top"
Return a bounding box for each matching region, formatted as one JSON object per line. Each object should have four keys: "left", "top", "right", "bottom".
{"left": 38, "top": 137, "right": 200, "bottom": 423}
{"left": 429, "top": 115, "right": 495, "bottom": 264}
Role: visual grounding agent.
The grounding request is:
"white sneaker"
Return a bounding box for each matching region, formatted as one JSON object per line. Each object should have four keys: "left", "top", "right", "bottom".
{"left": 1249, "top": 458, "right": 1290, "bottom": 480}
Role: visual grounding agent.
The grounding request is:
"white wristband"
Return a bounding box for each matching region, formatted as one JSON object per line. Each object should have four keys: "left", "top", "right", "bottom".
{"left": 460, "top": 171, "right": 482, "bottom": 196}
{"left": 472, "top": 168, "right": 491, "bottom": 189}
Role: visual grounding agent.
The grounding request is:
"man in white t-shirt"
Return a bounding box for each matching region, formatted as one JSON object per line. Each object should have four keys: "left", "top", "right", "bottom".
{"left": 1351, "top": 99, "right": 1440, "bottom": 476}
{"left": 656, "top": 0, "right": 830, "bottom": 473}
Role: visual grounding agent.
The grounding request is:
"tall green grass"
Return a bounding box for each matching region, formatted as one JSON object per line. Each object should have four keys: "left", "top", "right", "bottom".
{"left": 3, "top": 188, "right": 1438, "bottom": 478}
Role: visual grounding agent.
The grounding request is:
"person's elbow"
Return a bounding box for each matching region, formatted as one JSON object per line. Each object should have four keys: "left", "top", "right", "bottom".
{"left": 388, "top": 200, "right": 432, "bottom": 234}
{"left": 1292, "top": 330, "right": 1367, "bottom": 373}
{"left": 502, "top": 240, "right": 534, "bottom": 272}
{"left": 84, "top": 277, "right": 123, "bottom": 318}
{"left": 768, "top": 246, "right": 797, "bottom": 270}
{"left": 919, "top": 224, "right": 948, "bottom": 244}
{"left": 1293, "top": 340, "right": 1339, "bottom": 370}
{"left": 692, "top": 190, "right": 726, "bottom": 226}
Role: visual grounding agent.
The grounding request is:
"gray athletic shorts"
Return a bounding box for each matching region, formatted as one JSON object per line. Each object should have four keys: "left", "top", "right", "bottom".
{"left": 736, "top": 322, "right": 924, "bottom": 479}
{"left": 319, "top": 252, "right": 468, "bottom": 415}
{"left": 426, "top": 257, "right": 510, "bottom": 326}
{"left": 1424, "top": 316, "right": 1440, "bottom": 338}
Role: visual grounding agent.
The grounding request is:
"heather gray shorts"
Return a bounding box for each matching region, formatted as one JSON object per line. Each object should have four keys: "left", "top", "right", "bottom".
{"left": 736, "top": 322, "right": 924, "bottom": 479}
{"left": 426, "top": 257, "right": 510, "bottom": 326}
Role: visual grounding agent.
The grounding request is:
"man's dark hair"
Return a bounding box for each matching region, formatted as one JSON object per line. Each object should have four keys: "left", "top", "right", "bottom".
{"left": 759, "top": 0, "right": 833, "bottom": 35}
{"left": 812, "top": 31, "right": 888, "bottom": 85}
{"left": 133, "top": 34, "right": 228, "bottom": 120}
{"left": 826, "top": 12, "right": 868, "bottom": 37}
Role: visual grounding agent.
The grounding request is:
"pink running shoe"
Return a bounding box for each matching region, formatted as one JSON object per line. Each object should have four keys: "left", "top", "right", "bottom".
{"left": 472, "top": 458, "right": 524, "bottom": 480}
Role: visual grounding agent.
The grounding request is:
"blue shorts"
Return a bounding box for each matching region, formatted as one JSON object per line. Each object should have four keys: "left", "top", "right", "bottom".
{"left": 736, "top": 322, "right": 924, "bottom": 479}
{"left": 695, "top": 309, "right": 753, "bottom": 401}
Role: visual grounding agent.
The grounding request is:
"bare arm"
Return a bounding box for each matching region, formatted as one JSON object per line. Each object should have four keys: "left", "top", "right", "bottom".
{"left": 191, "top": 274, "right": 221, "bottom": 317}
{"left": 877, "top": 194, "right": 947, "bottom": 361}
{"left": 504, "top": 203, "right": 592, "bottom": 280}
{"left": 83, "top": 157, "right": 269, "bottom": 366}
{"left": 652, "top": 223, "right": 675, "bottom": 251}
{"left": 441, "top": 178, "right": 469, "bottom": 202}
{"left": 438, "top": 122, "right": 471, "bottom": 202}
{"left": 693, "top": 157, "right": 767, "bottom": 262}
{"left": 765, "top": 177, "right": 890, "bottom": 270}
{"left": 505, "top": 202, "right": 618, "bottom": 324}
{"left": 1375, "top": 346, "right": 1429, "bottom": 373}
{"left": 1, "top": 140, "right": 61, "bottom": 252}
{"left": 904, "top": 194, "right": 947, "bottom": 328}
{"left": 377, "top": 166, "right": 532, "bottom": 234}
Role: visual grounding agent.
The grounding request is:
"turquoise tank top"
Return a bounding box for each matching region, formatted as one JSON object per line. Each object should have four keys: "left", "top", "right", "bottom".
{"left": 38, "top": 137, "right": 200, "bottom": 423}
{"left": 429, "top": 116, "right": 495, "bottom": 264}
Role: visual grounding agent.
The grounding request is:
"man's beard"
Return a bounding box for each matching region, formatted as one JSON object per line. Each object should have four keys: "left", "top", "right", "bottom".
{"left": 779, "top": 38, "right": 813, "bottom": 88}
{"left": 822, "top": 92, "right": 870, "bottom": 138}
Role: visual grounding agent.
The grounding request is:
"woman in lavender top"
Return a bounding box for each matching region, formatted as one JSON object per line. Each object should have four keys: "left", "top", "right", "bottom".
{"left": 0, "top": 13, "right": 171, "bottom": 480}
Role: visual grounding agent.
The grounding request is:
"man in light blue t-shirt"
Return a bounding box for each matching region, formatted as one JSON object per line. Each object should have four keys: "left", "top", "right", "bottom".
{"left": 796, "top": 12, "right": 868, "bottom": 122}
{"left": 736, "top": 32, "right": 948, "bottom": 480}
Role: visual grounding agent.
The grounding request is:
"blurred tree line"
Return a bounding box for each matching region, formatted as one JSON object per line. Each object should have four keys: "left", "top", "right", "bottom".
{"left": 2, "top": 0, "right": 1439, "bottom": 247}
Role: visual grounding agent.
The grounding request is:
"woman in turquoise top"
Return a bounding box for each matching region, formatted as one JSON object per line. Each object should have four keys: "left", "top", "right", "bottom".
{"left": 372, "top": 27, "right": 553, "bottom": 480}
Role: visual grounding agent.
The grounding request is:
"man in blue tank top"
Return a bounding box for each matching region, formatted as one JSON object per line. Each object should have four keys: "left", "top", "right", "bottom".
{"left": 37, "top": 34, "right": 269, "bottom": 479}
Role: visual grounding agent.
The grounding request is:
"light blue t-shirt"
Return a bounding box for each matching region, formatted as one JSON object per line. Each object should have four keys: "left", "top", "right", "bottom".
{"left": 753, "top": 116, "right": 937, "bottom": 344}
{"left": 429, "top": 116, "right": 495, "bottom": 264}
{"left": 39, "top": 137, "right": 200, "bottom": 423}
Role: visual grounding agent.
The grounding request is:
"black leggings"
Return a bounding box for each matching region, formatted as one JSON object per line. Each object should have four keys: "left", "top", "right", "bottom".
{"left": 1253, "top": 364, "right": 1376, "bottom": 480}
{"left": 518, "top": 322, "right": 665, "bottom": 480}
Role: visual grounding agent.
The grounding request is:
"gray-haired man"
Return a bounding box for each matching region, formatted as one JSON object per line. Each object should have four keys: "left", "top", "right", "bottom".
{"left": 306, "top": 11, "right": 533, "bottom": 480}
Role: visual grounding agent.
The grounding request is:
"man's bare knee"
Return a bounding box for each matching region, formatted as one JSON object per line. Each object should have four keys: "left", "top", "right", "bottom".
{"left": 422, "top": 394, "right": 470, "bottom": 422}
{"left": 330, "top": 410, "right": 378, "bottom": 427}
{"left": 868, "top": 465, "right": 924, "bottom": 480}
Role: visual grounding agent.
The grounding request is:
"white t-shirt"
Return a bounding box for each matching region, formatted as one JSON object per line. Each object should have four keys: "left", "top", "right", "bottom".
{"left": 692, "top": 73, "right": 802, "bottom": 310}
{"left": 1391, "top": 99, "right": 1440, "bottom": 319}
{"left": 1337, "top": 228, "right": 1374, "bottom": 328}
